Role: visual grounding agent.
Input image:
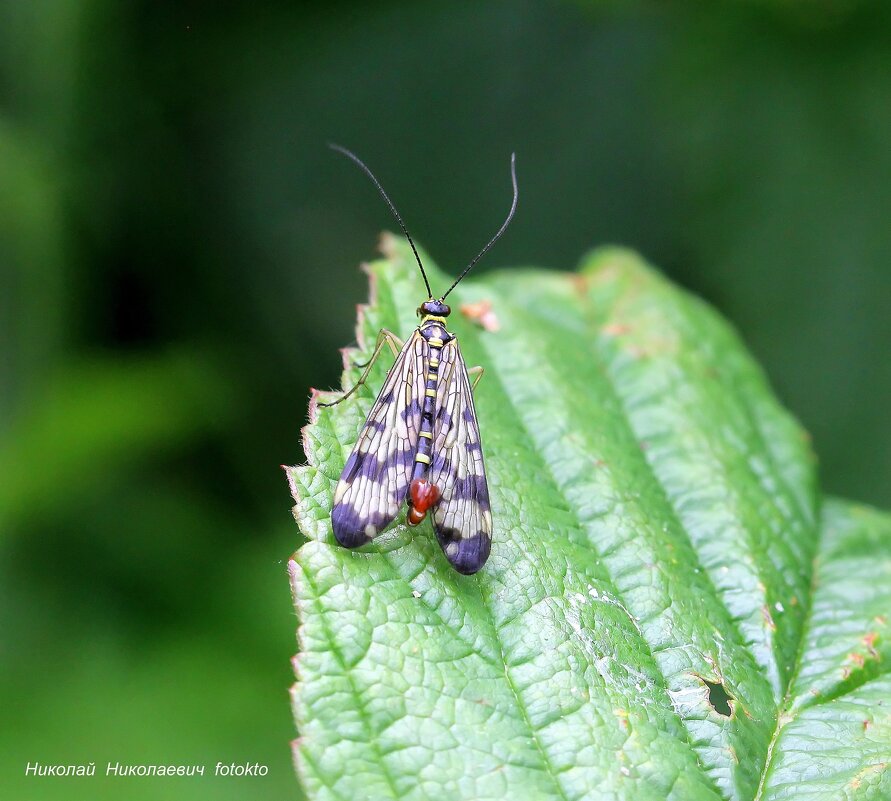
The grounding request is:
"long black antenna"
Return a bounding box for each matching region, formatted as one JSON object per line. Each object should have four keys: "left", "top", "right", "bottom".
{"left": 440, "top": 152, "right": 518, "bottom": 301}
{"left": 329, "top": 143, "right": 433, "bottom": 299}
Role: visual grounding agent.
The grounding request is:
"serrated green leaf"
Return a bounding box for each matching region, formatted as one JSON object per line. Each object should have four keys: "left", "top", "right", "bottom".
{"left": 287, "top": 237, "right": 890, "bottom": 800}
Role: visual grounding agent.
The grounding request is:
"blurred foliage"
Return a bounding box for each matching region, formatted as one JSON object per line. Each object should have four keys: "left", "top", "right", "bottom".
{"left": 0, "top": 0, "right": 889, "bottom": 798}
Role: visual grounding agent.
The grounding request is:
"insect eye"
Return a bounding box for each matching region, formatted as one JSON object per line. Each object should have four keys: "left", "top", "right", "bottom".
{"left": 418, "top": 299, "right": 451, "bottom": 317}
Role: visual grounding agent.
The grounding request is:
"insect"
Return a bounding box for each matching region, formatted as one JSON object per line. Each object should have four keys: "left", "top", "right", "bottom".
{"left": 321, "top": 144, "right": 518, "bottom": 574}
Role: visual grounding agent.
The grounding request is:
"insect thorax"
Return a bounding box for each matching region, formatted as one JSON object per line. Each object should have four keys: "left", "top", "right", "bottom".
{"left": 419, "top": 316, "right": 454, "bottom": 344}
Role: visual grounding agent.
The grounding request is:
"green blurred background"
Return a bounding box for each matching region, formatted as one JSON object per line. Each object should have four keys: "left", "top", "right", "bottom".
{"left": 2, "top": 1, "right": 889, "bottom": 798}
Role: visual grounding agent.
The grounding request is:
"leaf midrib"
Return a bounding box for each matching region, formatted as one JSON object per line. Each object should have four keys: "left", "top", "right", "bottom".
{"left": 564, "top": 268, "right": 822, "bottom": 800}
{"left": 751, "top": 503, "right": 824, "bottom": 801}
{"left": 583, "top": 273, "right": 811, "bottom": 691}
{"left": 466, "top": 284, "right": 752, "bottom": 796}
{"left": 505, "top": 268, "right": 821, "bottom": 800}
{"left": 336, "top": 284, "right": 713, "bottom": 798}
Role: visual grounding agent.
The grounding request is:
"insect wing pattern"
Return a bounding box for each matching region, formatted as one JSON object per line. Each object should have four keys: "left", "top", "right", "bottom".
{"left": 331, "top": 331, "right": 428, "bottom": 547}
{"left": 429, "top": 339, "right": 492, "bottom": 574}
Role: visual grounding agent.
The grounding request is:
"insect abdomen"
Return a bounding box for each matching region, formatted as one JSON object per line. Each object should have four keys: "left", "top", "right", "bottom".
{"left": 407, "top": 323, "right": 451, "bottom": 526}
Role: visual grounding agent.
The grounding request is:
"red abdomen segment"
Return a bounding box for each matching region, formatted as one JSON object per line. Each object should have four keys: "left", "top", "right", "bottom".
{"left": 408, "top": 478, "right": 440, "bottom": 526}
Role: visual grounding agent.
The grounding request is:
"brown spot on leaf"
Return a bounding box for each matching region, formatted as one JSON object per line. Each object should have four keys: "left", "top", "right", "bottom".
{"left": 613, "top": 708, "right": 631, "bottom": 731}
{"left": 849, "top": 762, "right": 887, "bottom": 790}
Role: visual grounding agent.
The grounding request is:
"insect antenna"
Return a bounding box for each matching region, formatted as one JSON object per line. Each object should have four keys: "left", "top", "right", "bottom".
{"left": 440, "top": 152, "right": 517, "bottom": 301}
{"left": 329, "top": 143, "right": 433, "bottom": 299}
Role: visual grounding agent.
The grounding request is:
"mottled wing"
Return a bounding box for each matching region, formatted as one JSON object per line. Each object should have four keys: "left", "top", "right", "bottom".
{"left": 331, "top": 331, "right": 427, "bottom": 547}
{"left": 429, "top": 340, "right": 492, "bottom": 574}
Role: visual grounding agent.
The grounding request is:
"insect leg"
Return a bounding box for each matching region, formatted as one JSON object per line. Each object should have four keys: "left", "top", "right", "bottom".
{"left": 350, "top": 331, "right": 401, "bottom": 369}
{"left": 319, "top": 329, "right": 403, "bottom": 407}
{"left": 468, "top": 365, "right": 485, "bottom": 392}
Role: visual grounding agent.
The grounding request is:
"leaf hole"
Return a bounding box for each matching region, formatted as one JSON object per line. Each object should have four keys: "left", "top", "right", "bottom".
{"left": 701, "top": 678, "right": 734, "bottom": 717}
